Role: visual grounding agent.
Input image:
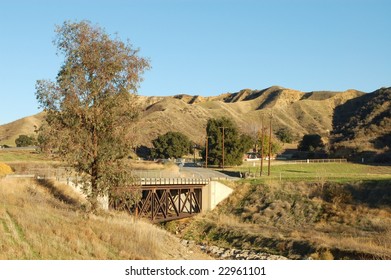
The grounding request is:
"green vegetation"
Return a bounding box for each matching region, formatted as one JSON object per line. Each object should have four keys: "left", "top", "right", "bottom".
{"left": 232, "top": 162, "right": 391, "bottom": 182}
{"left": 151, "top": 131, "right": 192, "bottom": 159}
{"left": 0, "top": 150, "right": 47, "bottom": 162}
{"left": 298, "top": 134, "right": 325, "bottom": 152}
{"left": 204, "top": 117, "right": 253, "bottom": 166}
{"left": 35, "top": 20, "right": 150, "bottom": 210}
{"left": 15, "top": 135, "right": 37, "bottom": 147}
{"left": 257, "top": 134, "right": 282, "bottom": 156}
{"left": 276, "top": 127, "right": 294, "bottom": 144}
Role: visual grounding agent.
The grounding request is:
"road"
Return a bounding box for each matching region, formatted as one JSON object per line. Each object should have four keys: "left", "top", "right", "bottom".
{"left": 179, "top": 164, "right": 240, "bottom": 180}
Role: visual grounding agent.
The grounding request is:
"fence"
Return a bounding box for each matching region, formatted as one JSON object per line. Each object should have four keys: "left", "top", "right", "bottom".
{"left": 281, "top": 158, "right": 347, "bottom": 164}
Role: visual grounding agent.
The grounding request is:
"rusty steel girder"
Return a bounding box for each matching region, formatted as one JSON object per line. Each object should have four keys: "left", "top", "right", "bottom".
{"left": 136, "top": 185, "right": 203, "bottom": 222}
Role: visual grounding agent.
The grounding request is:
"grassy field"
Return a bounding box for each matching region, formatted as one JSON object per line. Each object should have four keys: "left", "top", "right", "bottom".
{"left": 0, "top": 149, "right": 49, "bottom": 162}
{"left": 231, "top": 161, "right": 391, "bottom": 182}
{"left": 0, "top": 177, "right": 208, "bottom": 260}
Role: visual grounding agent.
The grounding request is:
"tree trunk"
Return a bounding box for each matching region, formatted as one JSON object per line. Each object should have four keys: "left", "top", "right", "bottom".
{"left": 90, "top": 161, "right": 99, "bottom": 210}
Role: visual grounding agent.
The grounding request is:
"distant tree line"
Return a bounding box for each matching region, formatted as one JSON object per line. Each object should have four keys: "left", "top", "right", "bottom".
{"left": 150, "top": 116, "right": 287, "bottom": 167}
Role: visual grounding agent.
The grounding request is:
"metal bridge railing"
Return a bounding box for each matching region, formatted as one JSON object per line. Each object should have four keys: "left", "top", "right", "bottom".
{"left": 140, "top": 177, "right": 209, "bottom": 186}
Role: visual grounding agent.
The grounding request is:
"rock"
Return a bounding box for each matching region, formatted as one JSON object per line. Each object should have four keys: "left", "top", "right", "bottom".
{"left": 179, "top": 238, "right": 289, "bottom": 260}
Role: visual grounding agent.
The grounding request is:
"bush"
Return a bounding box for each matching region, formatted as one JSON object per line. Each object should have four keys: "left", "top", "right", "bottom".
{"left": 298, "top": 134, "right": 325, "bottom": 152}
{"left": 15, "top": 134, "right": 37, "bottom": 147}
{"left": 276, "top": 127, "right": 294, "bottom": 143}
{"left": 151, "top": 131, "right": 192, "bottom": 159}
{"left": 0, "top": 162, "right": 13, "bottom": 177}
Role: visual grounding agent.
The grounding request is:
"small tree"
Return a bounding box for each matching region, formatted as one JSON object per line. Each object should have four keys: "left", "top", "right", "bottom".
{"left": 276, "top": 127, "right": 294, "bottom": 144}
{"left": 15, "top": 135, "right": 36, "bottom": 147}
{"left": 35, "top": 21, "right": 150, "bottom": 210}
{"left": 298, "top": 134, "right": 325, "bottom": 151}
{"left": 257, "top": 134, "right": 282, "bottom": 156}
{"left": 151, "top": 131, "right": 192, "bottom": 159}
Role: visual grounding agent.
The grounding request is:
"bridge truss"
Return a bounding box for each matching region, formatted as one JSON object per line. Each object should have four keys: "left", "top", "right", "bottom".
{"left": 136, "top": 185, "right": 204, "bottom": 222}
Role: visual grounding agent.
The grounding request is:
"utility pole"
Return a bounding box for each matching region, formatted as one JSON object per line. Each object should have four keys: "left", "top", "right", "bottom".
{"left": 205, "top": 135, "right": 209, "bottom": 168}
{"left": 260, "top": 117, "right": 265, "bottom": 176}
{"left": 193, "top": 144, "right": 196, "bottom": 164}
{"left": 268, "top": 113, "right": 272, "bottom": 176}
{"left": 219, "top": 126, "right": 226, "bottom": 170}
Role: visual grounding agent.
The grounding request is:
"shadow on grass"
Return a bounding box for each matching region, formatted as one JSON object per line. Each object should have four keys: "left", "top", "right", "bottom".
{"left": 346, "top": 180, "right": 391, "bottom": 208}
{"left": 36, "top": 178, "right": 81, "bottom": 207}
{"left": 315, "top": 179, "right": 391, "bottom": 209}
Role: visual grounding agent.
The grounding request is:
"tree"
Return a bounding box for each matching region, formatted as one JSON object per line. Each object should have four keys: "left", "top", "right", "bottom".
{"left": 298, "top": 134, "right": 325, "bottom": 151}
{"left": 204, "top": 117, "right": 253, "bottom": 166}
{"left": 15, "top": 135, "right": 36, "bottom": 147}
{"left": 257, "top": 134, "right": 282, "bottom": 156}
{"left": 276, "top": 127, "right": 294, "bottom": 144}
{"left": 151, "top": 131, "right": 192, "bottom": 159}
{"left": 35, "top": 21, "right": 150, "bottom": 210}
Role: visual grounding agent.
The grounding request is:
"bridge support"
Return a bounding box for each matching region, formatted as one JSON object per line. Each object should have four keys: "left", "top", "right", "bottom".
{"left": 202, "top": 180, "right": 233, "bottom": 212}
{"left": 136, "top": 186, "right": 203, "bottom": 222}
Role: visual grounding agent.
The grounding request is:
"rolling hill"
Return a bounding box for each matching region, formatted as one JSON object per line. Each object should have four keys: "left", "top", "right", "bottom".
{"left": 131, "top": 86, "right": 364, "bottom": 147}
{"left": 1, "top": 85, "right": 389, "bottom": 161}
{"left": 0, "top": 112, "right": 45, "bottom": 146}
{"left": 331, "top": 87, "right": 391, "bottom": 161}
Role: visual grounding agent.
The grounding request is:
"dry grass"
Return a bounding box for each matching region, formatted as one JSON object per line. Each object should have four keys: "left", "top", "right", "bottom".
{"left": 130, "top": 160, "right": 179, "bottom": 173}
{"left": 1, "top": 87, "right": 364, "bottom": 148}
{"left": 182, "top": 179, "right": 391, "bottom": 260}
{"left": 0, "top": 177, "right": 209, "bottom": 260}
{"left": 0, "top": 112, "right": 44, "bottom": 146}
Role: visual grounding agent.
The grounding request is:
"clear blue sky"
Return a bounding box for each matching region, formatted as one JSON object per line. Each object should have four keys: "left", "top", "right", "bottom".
{"left": 0, "top": 0, "right": 390, "bottom": 125}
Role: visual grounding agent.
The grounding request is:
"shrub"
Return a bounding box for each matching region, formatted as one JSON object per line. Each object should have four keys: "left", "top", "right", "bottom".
{"left": 151, "top": 131, "right": 192, "bottom": 159}
{"left": 298, "top": 134, "right": 325, "bottom": 151}
{"left": 15, "top": 134, "right": 37, "bottom": 147}
{"left": 310, "top": 249, "right": 334, "bottom": 260}
{"left": 0, "top": 162, "right": 13, "bottom": 177}
{"left": 276, "top": 127, "right": 294, "bottom": 143}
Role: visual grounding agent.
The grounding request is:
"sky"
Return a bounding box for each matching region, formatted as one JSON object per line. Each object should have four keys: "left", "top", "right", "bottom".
{"left": 0, "top": 0, "right": 390, "bottom": 125}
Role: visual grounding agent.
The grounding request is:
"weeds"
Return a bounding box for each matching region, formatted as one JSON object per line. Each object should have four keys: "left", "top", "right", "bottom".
{"left": 182, "top": 179, "right": 391, "bottom": 259}
{"left": 0, "top": 178, "right": 208, "bottom": 260}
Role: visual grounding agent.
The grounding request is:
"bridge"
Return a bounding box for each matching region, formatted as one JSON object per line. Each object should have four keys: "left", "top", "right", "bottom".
{"left": 7, "top": 167, "right": 234, "bottom": 223}
{"left": 136, "top": 178, "right": 208, "bottom": 222}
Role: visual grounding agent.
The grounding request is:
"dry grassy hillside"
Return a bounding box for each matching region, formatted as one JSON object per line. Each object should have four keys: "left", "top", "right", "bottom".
{"left": 132, "top": 86, "right": 364, "bottom": 147}
{"left": 0, "top": 177, "right": 208, "bottom": 260}
{"left": 180, "top": 179, "right": 391, "bottom": 260}
{"left": 332, "top": 87, "right": 391, "bottom": 161}
{"left": 0, "top": 85, "right": 370, "bottom": 149}
{"left": 0, "top": 112, "right": 45, "bottom": 146}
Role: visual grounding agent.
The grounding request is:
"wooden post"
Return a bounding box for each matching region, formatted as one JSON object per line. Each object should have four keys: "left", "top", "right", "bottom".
{"left": 219, "top": 126, "right": 226, "bottom": 170}
{"left": 205, "top": 135, "right": 208, "bottom": 168}
{"left": 260, "top": 117, "right": 264, "bottom": 176}
{"left": 222, "top": 127, "right": 225, "bottom": 170}
{"left": 268, "top": 115, "right": 272, "bottom": 176}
